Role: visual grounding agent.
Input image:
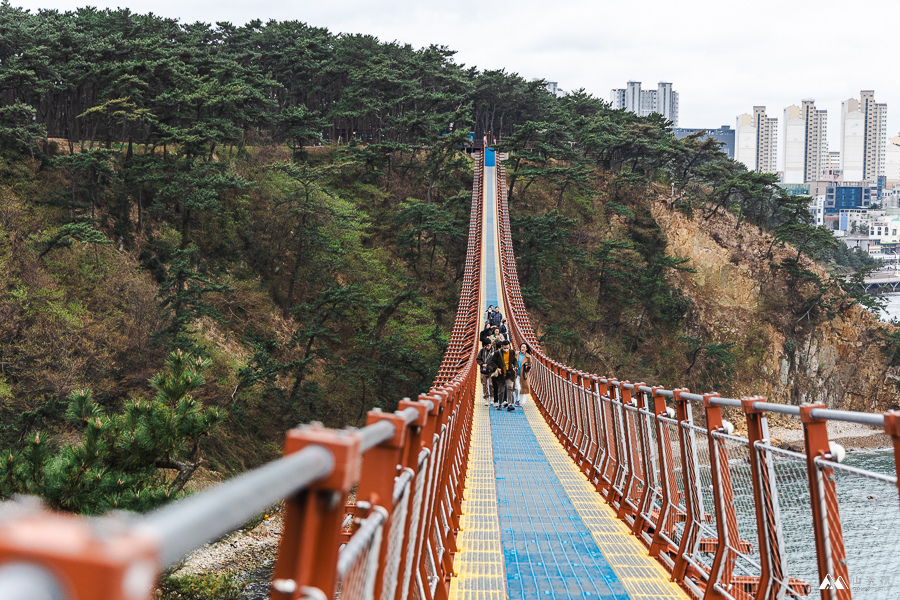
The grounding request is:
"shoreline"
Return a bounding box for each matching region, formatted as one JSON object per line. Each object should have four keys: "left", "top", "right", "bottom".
{"left": 766, "top": 420, "right": 890, "bottom": 453}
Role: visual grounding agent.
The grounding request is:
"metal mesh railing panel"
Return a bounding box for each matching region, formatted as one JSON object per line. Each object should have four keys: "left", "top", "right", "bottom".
{"left": 610, "top": 398, "right": 630, "bottom": 499}
{"left": 657, "top": 416, "right": 686, "bottom": 547}
{"left": 755, "top": 443, "right": 816, "bottom": 596}
{"left": 337, "top": 507, "right": 386, "bottom": 600}
{"left": 681, "top": 423, "right": 716, "bottom": 574}
{"left": 638, "top": 408, "right": 664, "bottom": 528}
{"left": 817, "top": 456, "right": 900, "bottom": 598}
{"left": 711, "top": 432, "right": 762, "bottom": 580}
{"left": 399, "top": 450, "right": 431, "bottom": 600}
{"left": 381, "top": 469, "right": 413, "bottom": 600}
{"left": 622, "top": 404, "right": 646, "bottom": 508}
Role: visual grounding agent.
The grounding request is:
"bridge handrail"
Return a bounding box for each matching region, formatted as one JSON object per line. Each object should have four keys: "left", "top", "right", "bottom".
{"left": 492, "top": 159, "right": 900, "bottom": 600}
{"left": 0, "top": 153, "right": 487, "bottom": 600}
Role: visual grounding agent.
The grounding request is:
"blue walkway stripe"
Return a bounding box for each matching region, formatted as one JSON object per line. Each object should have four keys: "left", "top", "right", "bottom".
{"left": 483, "top": 165, "right": 499, "bottom": 311}
{"left": 490, "top": 409, "right": 631, "bottom": 600}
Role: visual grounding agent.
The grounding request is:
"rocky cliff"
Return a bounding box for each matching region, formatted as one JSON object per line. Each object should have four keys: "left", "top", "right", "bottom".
{"left": 653, "top": 201, "right": 900, "bottom": 412}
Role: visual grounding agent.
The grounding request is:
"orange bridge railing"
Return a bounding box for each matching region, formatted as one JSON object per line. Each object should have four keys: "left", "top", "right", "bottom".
{"left": 493, "top": 159, "right": 900, "bottom": 600}
{"left": 0, "top": 156, "right": 486, "bottom": 600}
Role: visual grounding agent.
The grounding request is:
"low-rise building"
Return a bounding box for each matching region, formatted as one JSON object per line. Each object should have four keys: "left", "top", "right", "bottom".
{"left": 672, "top": 126, "right": 735, "bottom": 158}
{"left": 869, "top": 215, "right": 900, "bottom": 246}
{"left": 809, "top": 180, "right": 874, "bottom": 215}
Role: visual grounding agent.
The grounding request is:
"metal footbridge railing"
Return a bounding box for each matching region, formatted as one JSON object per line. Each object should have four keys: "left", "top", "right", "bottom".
{"left": 2, "top": 152, "right": 900, "bottom": 600}
{"left": 493, "top": 159, "right": 900, "bottom": 600}
{"left": 0, "top": 156, "right": 486, "bottom": 600}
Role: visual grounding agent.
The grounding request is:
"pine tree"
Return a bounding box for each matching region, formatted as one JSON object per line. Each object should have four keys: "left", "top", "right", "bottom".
{"left": 0, "top": 350, "right": 223, "bottom": 514}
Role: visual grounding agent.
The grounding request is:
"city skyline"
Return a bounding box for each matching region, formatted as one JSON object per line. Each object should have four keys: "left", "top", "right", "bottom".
{"left": 20, "top": 0, "right": 900, "bottom": 156}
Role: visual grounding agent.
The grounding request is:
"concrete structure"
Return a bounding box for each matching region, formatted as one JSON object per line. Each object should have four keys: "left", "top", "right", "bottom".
{"left": 840, "top": 90, "right": 887, "bottom": 181}
{"left": 886, "top": 135, "right": 900, "bottom": 185}
{"left": 542, "top": 81, "right": 566, "bottom": 98}
{"left": 828, "top": 151, "right": 841, "bottom": 170}
{"left": 610, "top": 81, "right": 679, "bottom": 126}
{"left": 672, "top": 126, "right": 735, "bottom": 158}
{"left": 810, "top": 196, "right": 826, "bottom": 227}
{"left": 838, "top": 208, "right": 875, "bottom": 234}
{"left": 735, "top": 106, "right": 778, "bottom": 173}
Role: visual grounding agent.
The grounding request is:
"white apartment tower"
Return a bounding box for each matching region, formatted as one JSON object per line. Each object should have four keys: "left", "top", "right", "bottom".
{"left": 610, "top": 81, "right": 679, "bottom": 126}
{"left": 840, "top": 90, "right": 887, "bottom": 181}
{"left": 735, "top": 106, "right": 778, "bottom": 173}
{"left": 782, "top": 100, "right": 828, "bottom": 183}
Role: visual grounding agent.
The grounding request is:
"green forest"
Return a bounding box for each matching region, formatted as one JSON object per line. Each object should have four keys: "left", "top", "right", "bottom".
{"left": 0, "top": 4, "right": 873, "bottom": 513}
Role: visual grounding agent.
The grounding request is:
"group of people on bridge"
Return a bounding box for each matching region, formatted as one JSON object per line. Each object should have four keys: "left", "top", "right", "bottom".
{"left": 477, "top": 305, "right": 532, "bottom": 411}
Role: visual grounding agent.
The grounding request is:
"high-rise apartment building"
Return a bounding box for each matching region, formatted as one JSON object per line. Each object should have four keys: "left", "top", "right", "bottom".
{"left": 782, "top": 100, "right": 827, "bottom": 183}
{"left": 735, "top": 106, "right": 778, "bottom": 173}
{"left": 610, "top": 81, "right": 679, "bottom": 126}
{"left": 840, "top": 90, "right": 887, "bottom": 181}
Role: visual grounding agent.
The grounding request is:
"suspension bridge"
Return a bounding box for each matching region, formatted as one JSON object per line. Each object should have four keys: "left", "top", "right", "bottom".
{"left": 1, "top": 151, "right": 900, "bottom": 600}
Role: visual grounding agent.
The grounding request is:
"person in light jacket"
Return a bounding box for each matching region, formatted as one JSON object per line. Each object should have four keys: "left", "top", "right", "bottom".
{"left": 516, "top": 342, "right": 532, "bottom": 406}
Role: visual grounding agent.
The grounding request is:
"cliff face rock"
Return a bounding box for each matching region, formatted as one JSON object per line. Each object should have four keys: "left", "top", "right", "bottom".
{"left": 652, "top": 202, "right": 900, "bottom": 412}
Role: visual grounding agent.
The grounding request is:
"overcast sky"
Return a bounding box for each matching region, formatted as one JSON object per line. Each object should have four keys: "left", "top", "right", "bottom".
{"left": 18, "top": 0, "right": 900, "bottom": 161}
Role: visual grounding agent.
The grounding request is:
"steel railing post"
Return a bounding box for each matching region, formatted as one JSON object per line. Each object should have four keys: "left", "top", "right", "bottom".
{"left": 273, "top": 425, "right": 361, "bottom": 599}
{"left": 799, "top": 404, "right": 850, "bottom": 600}
{"left": 672, "top": 388, "right": 698, "bottom": 584}
{"left": 0, "top": 503, "right": 159, "bottom": 600}
{"left": 702, "top": 393, "right": 741, "bottom": 600}
{"left": 741, "top": 396, "right": 778, "bottom": 600}
{"left": 356, "top": 408, "right": 410, "bottom": 599}
{"left": 580, "top": 374, "right": 596, "bottom": 478}
{"left": 648, "top": 387, "right": 673, "bottom": 559}
{"left": 882, "top": 410, "right": 900, "bottom": 509}
{"left": 616, "top": 383, "right": 638, "bottom": 520}
{"left": 632, "top": 386, "right": 657, "bottom": 537}
{"left": 393, "top": 399, "right": 432, "bottom": 600}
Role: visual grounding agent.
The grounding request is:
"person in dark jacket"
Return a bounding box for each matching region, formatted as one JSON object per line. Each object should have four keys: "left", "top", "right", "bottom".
{"left": 498, "top": 319, "right": 510, "bottom": 342}
{"left": 484, "top": 305, "right": 495, "bottom": 326}
{"left": 479, "top": 323, "right": 493, "bottom": 347}
{"left": 489, "top": 308, "right": 503, "bottom": 328}
{"left": 489, "top": 338, "right": 518, "bottom": 411}
{"left": 476, "top": 338, "right": 495, "bottom": 406}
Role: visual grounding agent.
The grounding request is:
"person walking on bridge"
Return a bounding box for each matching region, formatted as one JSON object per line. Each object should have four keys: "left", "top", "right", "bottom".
{"left": 489, "top": 307, "right": 503, "bottom": 328}
{"left": 480, "top": 322, "right": 493, "bottom": 348}
{"left": 476, "top": 338, "right": 495, "bottom": 406}
{"left": 498, "top": 319, "right": 510, "bottom": 342}
{"left": 485, "top": 305, "right": 495, "bottom": 326}
{"left": 515, "top": 342, "right": 532, "bottom": 406}
{"left": 490, "top": 339, "right": 518, "bottom": 411}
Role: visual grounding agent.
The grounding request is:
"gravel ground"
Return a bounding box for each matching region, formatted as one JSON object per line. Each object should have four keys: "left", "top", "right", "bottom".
{"left": 169, "top": 509, "right": 283, "bottom": 597}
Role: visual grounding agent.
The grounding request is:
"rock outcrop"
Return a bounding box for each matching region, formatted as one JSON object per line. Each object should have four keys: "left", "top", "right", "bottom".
{"left": 653, "top": 201, "right": 900, "bottom": 412}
